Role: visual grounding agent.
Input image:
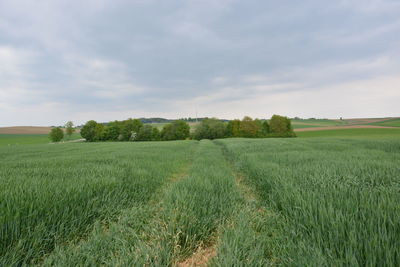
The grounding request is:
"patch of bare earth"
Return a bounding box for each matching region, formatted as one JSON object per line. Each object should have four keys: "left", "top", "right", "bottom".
{"left": 0, "top": 126, "right": 81, "bottom": 135}
{"left": 295, "top": 125, "right": 397, "bottom": 132}
{"left": 0, "top": 126, "right": 53, "bottom": 134}
{"left": 177, "top": 246, "right": 217, "bottom": 267}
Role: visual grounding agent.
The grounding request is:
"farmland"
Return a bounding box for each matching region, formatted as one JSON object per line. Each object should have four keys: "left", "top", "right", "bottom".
{"left": 1, "top": 129, "right": 399, "bottom": 266}
{"left": 0, "top": 133, "right": 82, "bottom": 146}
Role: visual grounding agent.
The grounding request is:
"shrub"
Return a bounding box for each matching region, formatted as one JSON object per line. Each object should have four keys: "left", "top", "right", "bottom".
{"left": 102, "top": 124, "right": 120, "bottom": 141}
{"left": 226, "top": 119, "right": 241, "bottom": 137}
{"left": 49, "top": 127, "right": 64, "bottom": 142}
{"left": 81, "top": 120, "right": 97, "bottom": 141}
{"left": 65, "top": 121, "right": 75, "bottom": 139}
{"left": 152, "top": 127, "right": 161, "bottom": 141}
{"left": 269, "top": 115, "right": 296, "bottom": 137}
{"left": 262, "top": 120, "right": 270, "bottom": 135}
{"left": 239, "top": 116, "right": 262, "bottom": 138}
{"left": 121, "top": 119, "right": 143, "bottom": 141}
{"left": 194, "top": 118, "right": 227, "bottom": 140}
{"left": 136, "top": 125, "right": 154, "bottom": 141}
{"left": 161, "top": 120, "right": 190, "bottom": 141}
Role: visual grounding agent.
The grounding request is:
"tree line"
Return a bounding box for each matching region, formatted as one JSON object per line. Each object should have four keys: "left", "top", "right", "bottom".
{"left": 77, "top": 114, "right": 295, "bottom": 142}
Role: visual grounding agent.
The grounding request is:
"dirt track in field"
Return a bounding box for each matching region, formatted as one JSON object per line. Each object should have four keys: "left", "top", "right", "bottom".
{"left": 294, "top": 125, "right": 398, "bottom": 132}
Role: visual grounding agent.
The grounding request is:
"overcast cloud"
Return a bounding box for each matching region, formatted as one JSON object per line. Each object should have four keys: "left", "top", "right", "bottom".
{"left": 0, "top": 0, "right": 399, "bottom": 126}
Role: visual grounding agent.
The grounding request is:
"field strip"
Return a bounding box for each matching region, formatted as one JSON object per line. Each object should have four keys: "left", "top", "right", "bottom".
{"left": 210, "top": 140, "right": 284, "bottom": 266}
{"left": 113, "top": 140, "right": 241, "bottom": 266}
{"left": 36, "top": 142, "right": 200, "bottom": 266}
{"left": 295, "top": 125, "right": 397, "bottom": 132}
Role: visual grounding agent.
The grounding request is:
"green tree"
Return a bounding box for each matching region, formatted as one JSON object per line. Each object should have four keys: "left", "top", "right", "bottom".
{"left": 239, "top": 116, "right": 261, "bottom": 138}
{"left": 262, "top": 120, "right": 270, "bottom": 136}
{"left": 102, "top": 121, "right": 121, "bottom": 141}
{"left": 65, "top": 121, "right": 75, "bottom": 139}
{"left": 254, "top": 119, "right": 265, "bottom": 137}
{"left": 152, "top": 127, "right": 161, "bottom": 141}
{"left": 226, "top": 119, "right": 241, "bottom": 137}
{"left": 193, "top": 118, "right": 226, "bottom": 140}
{"left": 94, "top": 123, "right": 105, "bottom": 141}
{"left": 136, "top": 125, "right": 154, "bottom": 141}
{"left": 49, "top": 127, "right": 64, "bottom": 142}
{"left": 121, "top": 119, "right": 143, "bottom": 141}
{"left": 80, "top": 120, "right": 99, "bottom": 142}
{"left": 161, "top": 120, "right": 190, "bottom": 140}
{"left": 269, "top": 114, "right": 296, "bottom": 137}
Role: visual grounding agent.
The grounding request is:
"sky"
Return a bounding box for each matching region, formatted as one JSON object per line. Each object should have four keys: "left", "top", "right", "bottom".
{"left": 0, "top": 0, "right": 399, "bottom": 126}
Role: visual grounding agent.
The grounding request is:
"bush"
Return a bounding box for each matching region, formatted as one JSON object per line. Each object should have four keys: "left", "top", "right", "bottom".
{"left": 102, "top": 124, "right": 120, "bottom": 141}
{"left": 240, "top": 117, "right": 264, "bottom": 138}
{"left": 136, "top": 125, "right": 154, "bottom": 141}
{"left": 65, "top": 121, "right": 75, "bottom": 139}
{"left": 262, "top": 120, "right": 270, "bottom": 135}
{"left": 121, "top": 119, "right": 143, "bottom": 141}
{"left": 226, "top": 119, "right": 241, "bottom": 137}
{"left": 193, "top": 118, "right": 227, "bottom": 140}
{"left": 49, "top": 127, "right": 64, "bottom": 142}
{"left": 269, "top": 115, "right": 296, "bottom": 137}
{"left": 161, "top": 120, "right": 190, "bottom": 141}
{"left": 80, "top": 120, "right": 104, "bottom": 142}
{"left": 152, "top": 127, "right": 161, "bottom": 141}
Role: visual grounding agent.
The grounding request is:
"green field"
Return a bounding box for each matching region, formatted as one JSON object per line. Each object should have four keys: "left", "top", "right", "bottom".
{"left": 368, "top": 118, "right": 400, "bottom": 127}
{"left": 0, "top": 133, "right": 81, "bottom": 146}
{"left": 1, "top": 133, "right": 399, "bottom": 265}
{"left": 291, "top": 118, "right": 346, "bottom": 129}
{"left": 296, "top": 128, "right": 400, "bottom": 138}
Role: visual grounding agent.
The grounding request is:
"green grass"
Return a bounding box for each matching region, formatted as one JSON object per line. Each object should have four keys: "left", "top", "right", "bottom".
{"left": 1, "top": 135, "right": 399, "bottom": 266}
{"left": 291, "top": 118, "right": 346, "bottom": 127}
{"left": 292, "top": 124, "right": 324, "bottom": 129}
{"left": 368, "top": 118, "right": 400, "bottom": 127}
{"left": 0, "top": 141, "right": 197, "bottom": 265}
{"left": 0, "top": 133, "right": 81, "bottom": 146}
{"left": 218, "top": 138, "right": 400, "bottom": 265}
{"left": 296, "top": 128, "right": 400, "bottom": 138}
{"left": 43, "top": 140, "right": 243, "bottom": 266}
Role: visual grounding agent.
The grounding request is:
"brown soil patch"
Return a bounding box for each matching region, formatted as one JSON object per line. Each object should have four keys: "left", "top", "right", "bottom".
{"left": 0, "top": 126, "right": 81, "bottom": 135}
{"left": 0, "top": 126, "right": 53, "bottom": 134}
{"left": 295, "top": 125, "right": 397, "bottom": 132}
{"left": 177, "top": 246, "right": 216, "bottom": 267}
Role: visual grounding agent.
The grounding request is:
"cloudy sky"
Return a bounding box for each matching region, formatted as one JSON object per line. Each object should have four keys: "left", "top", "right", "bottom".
{"left": 1, "top": 0, "right": 399, "bottom": 126}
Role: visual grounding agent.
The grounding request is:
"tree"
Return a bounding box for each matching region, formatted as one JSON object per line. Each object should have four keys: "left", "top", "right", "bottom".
{"left": 64, "top": 121, "right": 75, "bottom": 139}
{"left": 94, "top": 123, "right": 105, "bottom": 141}
{"left": 49, "top": 127, "right": 64, "bottom": 142}
{"left": 121, "top": 119, "right": 143, "bottom": 141}
{"left": 81, "top": 120, "right": 99, "bottom": 142}
{"left": 239, "top": 116, "right": 261, "bottom": 138}
{"left": 269, "top": 114, "right": 296, "bottom": 137}
{"left": 193, "top": 118, "right": 226, "bottom": 140}
{"left": 262, "top": 120, "right": 270, "bottom": 136}
{"left": 161, "top": 120, "right": 190, "bottom": 140}
{"left": 254, "top": 119, "right": 265, "bottom": 137}
{"left": 102, "top": 122, "right": 121, "bottom": 141}
{"left": 136, "top": 125, "right": 154, "bottom": 141}
{"left": 152, "top": 127, "right": 161, "bottom": 141}
{"left": 226, "top": 119, "right": 241, "bottom": 137}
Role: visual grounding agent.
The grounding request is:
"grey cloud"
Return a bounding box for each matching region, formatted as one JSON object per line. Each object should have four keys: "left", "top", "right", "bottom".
{"left": 0, "top": 0, "right": 399, "bottom": 126}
